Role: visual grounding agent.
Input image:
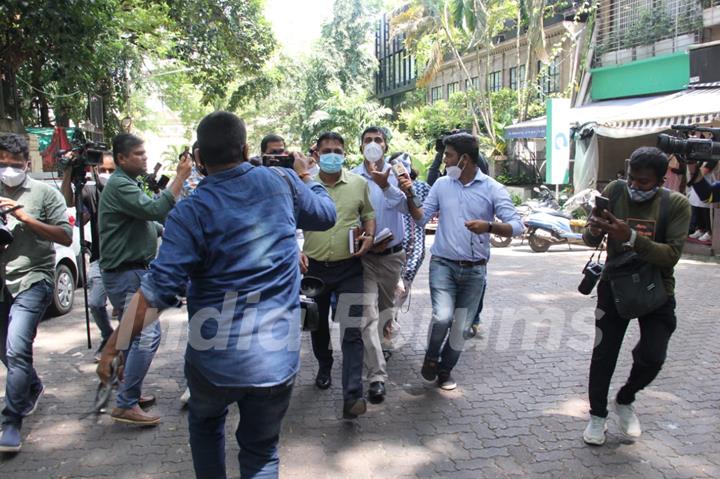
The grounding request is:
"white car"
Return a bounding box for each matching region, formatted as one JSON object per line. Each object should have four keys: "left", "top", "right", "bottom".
{"left": 28, "top": 173, "right": 86, "bottom": 316}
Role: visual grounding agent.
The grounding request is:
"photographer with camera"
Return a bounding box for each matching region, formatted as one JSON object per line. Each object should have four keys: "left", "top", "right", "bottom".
{"left": 61, "top": 151, "right": 116, "bottom": 360}
{"left": 98, "top": 133, "right": 191, "bottom": 426}
{"left": 581, "top": 147, "right": 691, "bottom": 446}
{"left": 0, "top": 133, "right": 73, "bottom": 452}
{"left": 98, "top": 112, "right": 335, "bottom": 478}
{"left": 427, "top": 130, "right": 489, "bottom": 186}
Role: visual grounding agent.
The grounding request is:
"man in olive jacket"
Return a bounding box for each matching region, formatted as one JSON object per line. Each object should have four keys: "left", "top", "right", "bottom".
{"left": 581, "top": 147, "right": 690, "bottom": 446}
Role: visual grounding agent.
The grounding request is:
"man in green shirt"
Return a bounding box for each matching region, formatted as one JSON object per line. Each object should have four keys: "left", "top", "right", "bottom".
{"left": 0, "top": 133, "right": 72, "bottom": 452}
{"left": 99, "top": 133, "right": 191, "bottom": 426}
{"left": 581, "top": 147, "right": 691, "bottom": 446}
{"left": 300, "top": 131, "right": 376, "bottom": 419}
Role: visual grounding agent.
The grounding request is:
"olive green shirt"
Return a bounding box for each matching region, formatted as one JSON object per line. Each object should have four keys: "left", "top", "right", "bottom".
{"left": 584, "top": 180, "right": 691, "bottom": 295}
{"left": 1, "top": 176, "right": 72, "bottom": 297}
{"left": 98, "top": 167, "right": 175, "bottom": 271}
{"left": 303, "top": 169, "right": 375, "bottom": 262}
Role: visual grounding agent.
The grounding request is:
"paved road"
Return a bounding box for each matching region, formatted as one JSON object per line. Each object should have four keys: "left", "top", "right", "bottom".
{"left": 1, "top": 238, "right": 719, "bottom": 478}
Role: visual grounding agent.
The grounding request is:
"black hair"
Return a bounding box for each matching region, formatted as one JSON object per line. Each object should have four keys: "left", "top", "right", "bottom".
{"left": 316, "top": 131, "right": 345, "bottom": 150}
{"left": 360, "top": 126, "right": 388, "bottom": 146}
{"left": 261, "top": 134, "right": 285, "bottom": 154}
{"left": 112, "top": 133, "right": 144, "bottom": 165}
{"left": 0, "top": 133, "right": 30, "bottom": 162}
{"left": 443, "top": 132, "right": 480, "bottom": 165}
{"left": 410, "top": 168, "right": 418, "bottom": 180}
{"left": 629, "top": 147, "right": 669, "bottom": 181}
{"left": 196, "top": 111, "right": 247, "bottom": 166}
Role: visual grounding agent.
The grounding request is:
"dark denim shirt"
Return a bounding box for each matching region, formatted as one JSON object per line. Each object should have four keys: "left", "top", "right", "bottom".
{"left": 140, "top": 163, "right": 336, "bottom": 387}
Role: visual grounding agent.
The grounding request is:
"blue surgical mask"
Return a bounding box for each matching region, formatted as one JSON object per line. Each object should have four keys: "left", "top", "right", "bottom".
{"left": 319, "top": 153, "right": 344, "bottom": 174}
{"left": 627, "top": 184, "right": 659, "bottom": 203}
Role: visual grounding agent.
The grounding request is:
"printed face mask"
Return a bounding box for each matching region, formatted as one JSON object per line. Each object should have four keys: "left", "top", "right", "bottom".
{"left": 627, "top": 184, "right": 659, "bottom": 203}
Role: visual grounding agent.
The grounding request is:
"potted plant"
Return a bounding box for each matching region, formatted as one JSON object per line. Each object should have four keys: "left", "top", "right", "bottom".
{"left": 632, "top": 9, "right": 655, "bottom": 60}
{"left": 652, "top": 10, "right": 675, "bottom": 55}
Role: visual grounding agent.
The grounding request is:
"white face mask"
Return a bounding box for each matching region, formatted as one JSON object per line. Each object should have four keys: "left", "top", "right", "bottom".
{"left": 307, "top": 165, "right": 320, "bottom": 177}
{"left": 0, "top": 166, "right": 27, "bottom": 188}
{"left": 363, "top": 142, "right": 384, "bottom": 163}
{"left": 446, "top": 158, "right": 465, "bottom": 181}
{"left": 98, "top": 172, "right": 112, "bottom": 182}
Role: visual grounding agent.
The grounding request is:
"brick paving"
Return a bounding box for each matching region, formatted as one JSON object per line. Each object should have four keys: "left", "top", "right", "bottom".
{"left": 1, "top": 238, "right": 719, "bottom": 478}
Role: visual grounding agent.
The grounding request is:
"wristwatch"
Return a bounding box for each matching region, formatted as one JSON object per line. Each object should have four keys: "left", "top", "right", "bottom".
{"left": 623, "top": 229, "right": 637, "bottom": 250}
{"left": 487, "top": 222, "right": 494, "bottom": 234}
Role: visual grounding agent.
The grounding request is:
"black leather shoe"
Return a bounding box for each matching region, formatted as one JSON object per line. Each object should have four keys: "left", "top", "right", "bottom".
{"left": 342, "top": 397, "right": 367, "bottom": 419}
{"left": 315, "top": 369, "right": 331, "bottom": 390}
{"left": 368, "top": 381, "right": 386, "bottom": 404}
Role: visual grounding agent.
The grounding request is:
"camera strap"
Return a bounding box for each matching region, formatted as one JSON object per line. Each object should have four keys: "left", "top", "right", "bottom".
{"left": 585, "top": 237, "right": 606, "bottom": 268}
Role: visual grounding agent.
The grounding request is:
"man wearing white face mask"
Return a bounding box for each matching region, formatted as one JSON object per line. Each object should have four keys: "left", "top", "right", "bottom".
{"left": 350, "top": 126, "right": 411, "bottom": 404}
{"left": 397, "top": 133, "right": 522, "bottom": 391}
{"left": 0, "top": 133, "right": 73, "bottom": 452}
{"left": 61, "top": 152, "right": 116, "bottom": 360}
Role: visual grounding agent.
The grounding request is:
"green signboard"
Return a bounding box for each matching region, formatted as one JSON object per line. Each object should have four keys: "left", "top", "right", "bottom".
{"left": 545, "top": 98, "right": 571, "bottom": 185}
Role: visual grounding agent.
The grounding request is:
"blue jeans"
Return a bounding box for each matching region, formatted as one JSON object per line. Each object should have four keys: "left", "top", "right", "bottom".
{"left": 88, "top": 261, "right": 113, "bottom": 343}
{"left": 102, "top": 269, "right": 161, "bottom": 409}
{"left": 185, "top": 362, "right": 293, "bottom": 479}
{"left": 0, "top": 280, "right": 53, "bottom": 426}
{"left": 427, "top": 257, "right": 486, "bottom": 373}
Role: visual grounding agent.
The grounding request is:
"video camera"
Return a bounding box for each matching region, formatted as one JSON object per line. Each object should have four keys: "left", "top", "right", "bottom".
{"left": 56, "top": 138, "right": 109, "bottom": 172}
{"left": 657, "top": 125, "right": 720, "bottom": 164}
{"left": 435, "top": 129, "right": 472, "bottom": 152}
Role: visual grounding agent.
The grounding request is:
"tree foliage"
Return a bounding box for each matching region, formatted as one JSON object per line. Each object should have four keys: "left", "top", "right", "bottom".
{"left": 1, "top": 0, "right": 276, "bottom": 137}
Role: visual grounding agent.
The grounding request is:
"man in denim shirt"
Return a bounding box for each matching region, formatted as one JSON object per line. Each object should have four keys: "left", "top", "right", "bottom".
{"left": 398, "top": 133, "right": 523, "bottom": 391}
{"left": 98, "top": 112, "right": 336, "bottom": 479}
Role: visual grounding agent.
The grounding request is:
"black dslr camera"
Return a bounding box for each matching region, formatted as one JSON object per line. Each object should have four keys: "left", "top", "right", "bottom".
{"left": 300, "top": 276, "right": 324, "bottom": 332}
{"left": 578, "top": 260, "right": 603, "bottom": 295}
{"left": 435, "top": 129, "right": 472, "bottom": 152}
{"left": 657, "top": 125, "right": 720, "bottom": 164}
{"left": 0, "top": 205, "right": 22, "bottom": 246}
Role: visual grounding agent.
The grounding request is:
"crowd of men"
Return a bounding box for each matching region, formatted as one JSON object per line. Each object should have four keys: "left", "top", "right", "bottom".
{"left": 0, "top": 112, "right": 694, "bottom": 478}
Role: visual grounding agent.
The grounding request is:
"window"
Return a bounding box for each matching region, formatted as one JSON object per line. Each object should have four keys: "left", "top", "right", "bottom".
{"left": 538, "top": 60, "right": 560, "bottom": 95}
{"left": 447, "top": 82, "right": 459, "bottom": 97}
{"left": 430, "top": 86, "right": 443, "bottom": 103}
{"left": 509, "top": 65, "right": 526, "bottom": 90}
{"left": 487, "top": 71, "right": 502, "bottom": 92}
{"left": 465, "top": 77, "right": 480, "bottom": 91}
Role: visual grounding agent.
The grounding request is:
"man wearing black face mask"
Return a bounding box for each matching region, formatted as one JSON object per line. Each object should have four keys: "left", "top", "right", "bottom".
{"left": 581, "top": 147, "right": 691, "bottom": 447}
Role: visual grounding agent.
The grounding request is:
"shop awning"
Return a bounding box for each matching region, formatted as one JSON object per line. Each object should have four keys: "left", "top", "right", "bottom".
{"left": 503, "top": 93, "right": 671, "bottom": 139}
{"left": 598, "top": 87, "right": 720, "bottom": 134}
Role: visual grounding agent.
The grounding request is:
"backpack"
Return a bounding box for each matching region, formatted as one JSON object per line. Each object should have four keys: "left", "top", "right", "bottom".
{"left": 604, "top": 181, "right": 671, "bottom": 319}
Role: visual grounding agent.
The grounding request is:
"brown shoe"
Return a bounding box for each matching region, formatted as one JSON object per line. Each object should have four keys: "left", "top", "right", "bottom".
{"left": 111, "top": 405, "right": 160, "bottom": 426}
{"left": 138, "top": 394, "right": 156, "bottom": 409}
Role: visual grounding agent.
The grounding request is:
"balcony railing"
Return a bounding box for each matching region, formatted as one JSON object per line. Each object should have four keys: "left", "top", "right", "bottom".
{"left": 594, "top": 0, "right": 704, "bottom": 67}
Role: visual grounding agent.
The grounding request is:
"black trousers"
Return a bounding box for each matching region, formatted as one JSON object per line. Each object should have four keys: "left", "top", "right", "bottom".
{"left": 588, "top": 280, "right": 677, "bottom": 418}
{"left": 307, "top": 257, "right": 365, "bottom": 402}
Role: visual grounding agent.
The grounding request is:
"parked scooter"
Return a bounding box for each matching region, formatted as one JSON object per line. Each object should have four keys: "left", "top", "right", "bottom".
{"left": 490, "top": 186, "right": 563, "bottom": 248}
{"left": 523, "top": 189, "right": 598, "bottom": 253}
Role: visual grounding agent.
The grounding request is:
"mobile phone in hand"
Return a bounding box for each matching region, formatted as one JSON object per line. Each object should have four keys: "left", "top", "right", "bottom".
{"left": 594, "top": 195, "right": 609, "bottom": 216}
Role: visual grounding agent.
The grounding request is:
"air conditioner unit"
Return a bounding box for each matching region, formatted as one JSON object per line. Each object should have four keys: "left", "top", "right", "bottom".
{"left": 689, "top": 42, "right": 720, "bottom": 85}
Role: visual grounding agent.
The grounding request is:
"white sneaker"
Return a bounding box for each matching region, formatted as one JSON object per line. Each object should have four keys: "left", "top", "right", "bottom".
{"left": 615, "top": 401, "right": 641, "bottom": 438}
{"left": 583, "top": 415, "right": 607, "bottom": 445}
{"left": 689, "top": 230, "right": 703, "bottom": 239}
{"left": 180, "top": 387, "right": 191, "bottom": 406}
{"left": 698, "top": 232, "right": 712, "bottom": 242}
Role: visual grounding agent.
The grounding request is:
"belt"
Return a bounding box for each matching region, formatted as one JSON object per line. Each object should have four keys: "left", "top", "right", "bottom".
{"left": 308, "top": 257, "right": 359, "bottom": 268}
{"left": 104, "top": 261, "right": 150, "bottom": 273}
{"left": 368, "top": 244, "right": 404, "bottom": 256}
{"left": 435, "top": 256, "right": 486, "bottom": 267}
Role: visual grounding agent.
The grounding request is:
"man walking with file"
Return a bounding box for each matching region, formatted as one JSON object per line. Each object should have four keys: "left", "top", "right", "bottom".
{"left": 351, "top": 126, "right": 416, "bottom": 404}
